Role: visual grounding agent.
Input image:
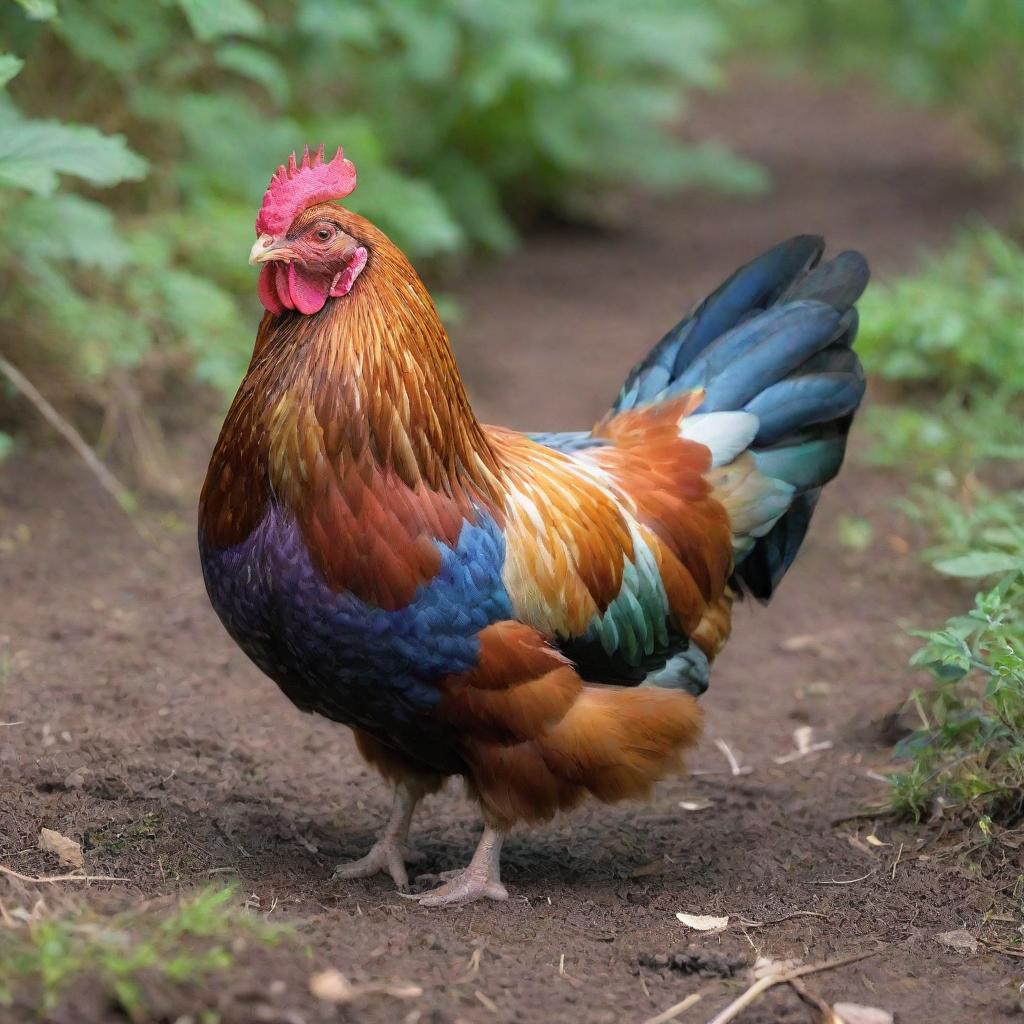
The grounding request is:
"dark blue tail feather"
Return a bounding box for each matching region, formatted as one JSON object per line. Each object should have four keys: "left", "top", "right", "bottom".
{"left": 614, "top": 236, "right": 869, "bottom": 600}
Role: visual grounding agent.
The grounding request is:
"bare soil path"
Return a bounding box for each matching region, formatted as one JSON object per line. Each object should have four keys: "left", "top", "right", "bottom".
{"left": 2, "top": 72, "right": 1021, "bottom": 1023}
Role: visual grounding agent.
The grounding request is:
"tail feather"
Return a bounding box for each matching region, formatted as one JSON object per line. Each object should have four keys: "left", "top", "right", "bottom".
{"left": 783, "top": 249, "right": 870, "bottom": 309}
{"left": 614, "top": 235, "right": 869, "bottom": 601}
{"left": 615, "top": 235, "right": 826, "bottom": 414}
{"left": 744, "top": 372, "right": 865, "bottom": 445}
{"left": 692, "top": 302, "right": 843, "bottom": 413}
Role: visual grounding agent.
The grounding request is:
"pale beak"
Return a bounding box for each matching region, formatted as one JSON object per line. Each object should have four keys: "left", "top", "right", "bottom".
{"left": 249, "top": 233, "right": 293, "bottom": 265}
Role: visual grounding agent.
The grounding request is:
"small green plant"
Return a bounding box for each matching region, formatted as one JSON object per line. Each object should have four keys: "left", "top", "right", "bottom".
{"left": 0, "top": 885, "right": 284, "bottom": 1019}
{"left": 862, "top": 400, "right": 1024, "bottom": 481}
{"left": 858, "top": 225, "right": 1024, "bottom": 397}
{"left": 858, "top": 226, "right": 1024, "bottom": 478}
{"left": 890, "top": 574, "right": 1024, "bottom": 823}
{"left": 855, "top": 225, "right": 1024, "bottom": 584}
{"left": 86, "top": 812, "right": 162, "bottom": 854}
{"left": 836, "top": 515, "right": 873, "bottom": 552}
{"left": 898, "top": 485, "right": 1024, "bottom": 579}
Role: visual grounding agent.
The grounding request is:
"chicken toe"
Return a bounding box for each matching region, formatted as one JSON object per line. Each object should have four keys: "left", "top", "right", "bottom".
{"left": 413, "top": 825, "right": 507, "bottom": 908}
{"left": 334, "top": 838, "right": 413, "bottom": 890}
{"left": 333, "top": 782, "right": 422, "bottom": 891}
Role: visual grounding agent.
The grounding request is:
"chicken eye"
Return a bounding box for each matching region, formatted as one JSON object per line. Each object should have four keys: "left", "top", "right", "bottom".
{"left": 313, "top": 226, "right": 334, "bottom": 242}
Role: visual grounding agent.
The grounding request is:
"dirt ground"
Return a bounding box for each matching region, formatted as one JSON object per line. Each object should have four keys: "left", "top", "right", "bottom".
{"left": 2, "top": 72, "right": 1022, "bottom": 1023}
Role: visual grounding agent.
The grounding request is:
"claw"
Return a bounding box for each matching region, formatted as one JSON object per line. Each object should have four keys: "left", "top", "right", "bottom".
{"left": 415, "top": 869, "right": 508, "bottom": 908}
{"left": 333, "top": 782, "right": 422, "bottom": 891}
{"left": 333, "top": 838, "right": 412, "bottom": 890}
{"left": 403, "top": 825, "right": 507, "bottom": 908}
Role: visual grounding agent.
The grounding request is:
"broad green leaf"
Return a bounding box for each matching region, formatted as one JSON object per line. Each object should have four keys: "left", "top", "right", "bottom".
{"left": 6, "top": 194, "right": 132, "bottom": 271}
{"left": 12, "top": 0, "right": 57, "bottom": 20}
{"left": 296, "top": 1, "right": 379, "bottom": 44}
{"left": 177, "top": 0, "right": 265, "bottom": 42}
{"left": 215, "top": 44, "right": 290, "bottom": 105}
{"left": 0, "top": 55, "right": 24, "bottom": 88}
{"left": 55, "top": 2, "right": 180, "bottom": 76}
{"left": 934, "top": 552, "right": 1024, "bottom": 578}
{"left": 0, "top": 109, "right": 147, "bottom": 195}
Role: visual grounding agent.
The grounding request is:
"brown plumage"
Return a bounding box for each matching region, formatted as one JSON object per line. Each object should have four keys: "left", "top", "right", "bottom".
{"left": 201, "top": 152, "right": 868, "bottom": 906}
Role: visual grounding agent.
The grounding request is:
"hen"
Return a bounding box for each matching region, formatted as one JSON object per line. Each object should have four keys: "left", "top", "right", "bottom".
{"left": 200, "top": 145, "right": 868, "bottom": 906}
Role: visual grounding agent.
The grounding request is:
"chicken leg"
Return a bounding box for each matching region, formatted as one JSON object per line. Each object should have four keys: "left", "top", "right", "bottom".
{"left": 333, "top": 781, "right": 422, "bottom": 890}
{"left": 411, "top": 825, "right": 508, "bottom": 908}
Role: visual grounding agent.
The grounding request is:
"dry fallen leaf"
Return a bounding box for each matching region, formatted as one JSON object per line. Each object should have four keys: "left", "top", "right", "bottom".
{"left": 936, "top": 929, "right": 979, "bottom": 955}
{"left": 678, "top": 799, "right": 712, "bottom": 811}
{"left": 675, "top": 912, "right": 729, "bottom": 933}
{"left": 780, "top": 633, "right": 838, "bottom": 657}
{"left": 38, "top": 827, "right": 83, "bottom": 868}
{"left": 630, "top": 858, "right": 666, "bottom": 878}
{"left": 383, "top": 982, "right": 423, "bottom": 999}
{"left": 832, "top": 1002, "right": 894, "bottom": 1024}
{"left": 309, "top": 969, "right": 422, "bottom": 1004}
{"left": 310, "top": 969, "right": 355, "bottom": 1003}
{"left": 865, "top": 834, "right": 890, "bottom": 848}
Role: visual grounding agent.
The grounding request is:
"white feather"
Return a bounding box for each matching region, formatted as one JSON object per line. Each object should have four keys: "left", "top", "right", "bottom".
{"left": 679, "top": 411, "right": 759, "bottom": 467}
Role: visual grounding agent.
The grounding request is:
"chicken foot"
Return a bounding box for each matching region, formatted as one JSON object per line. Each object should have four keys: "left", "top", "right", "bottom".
{"left": 410, "top": 825, "right": 508, "bottom": 908}
{"left": 333, "top": 781, "right": 423, "bottom": 890}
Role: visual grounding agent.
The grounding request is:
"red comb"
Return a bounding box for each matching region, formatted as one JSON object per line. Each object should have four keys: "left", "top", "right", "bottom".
{"left": 255, "top": 144, "right": 357, "bottom": 236}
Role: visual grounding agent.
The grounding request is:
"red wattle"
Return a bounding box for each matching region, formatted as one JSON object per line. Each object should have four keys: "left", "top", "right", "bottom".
{"left": 288, "top": 262, "right": 331, "bottom": 315}
{"left": 256, "top": 250, "right": 366, "bottom": 316}
{"left": 274, "top": 263, "right": 294, "bottom": 310}
{"left": 258, "top": 264, "right": 285, "bottom": 315}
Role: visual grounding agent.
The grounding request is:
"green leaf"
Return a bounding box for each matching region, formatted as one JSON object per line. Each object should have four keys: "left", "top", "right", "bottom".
{"left": 837, "top": 516, "right": 874, "bottom": 552}
{"left": 177, "top": 0, "right": 265, "bottom": 42}
{"left": 214, "top": 44, "right": 290, "bottom": 105}
{"left": 0, "top": 433, "right": 13, "bottom": 462}
{"left": 296, "top": 1, "right": 379, "bottom": 45}
{"left": 0, "top": 55, "right": 24, "bottom": 88}
{"left": 12, "top": 0, "right": 58, "bottom": 20}
{"left": 933, "top": 552, "right": 1024, "bottom": 579}
{"left": 6, "top": 195, "right": 132, "bottom": 271}
{"left": 0, "top": 108, "right": 148, "bottom": 195}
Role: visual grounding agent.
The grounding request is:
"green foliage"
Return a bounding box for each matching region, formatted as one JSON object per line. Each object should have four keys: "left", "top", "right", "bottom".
{"left": 862, "top": 399, "right": 1024, "bottom": 481}
{"left": 835, "top": 515, "right": 873, "bottom": 552}
{"left": 0, "top": 886, "right": 284, "bottom": 1018}
{"left": 0, "top": 0, "right": 759, "bottom": 422}
{"left": 862, "top": 227, "right": 1024, "bottom": 824}
{"left": 898, "top": 485, "right": 1024, "bottom": 579}
{"left": 890, "top": 575, "right": 1024, "bottom": 822}
{"left": 858, "top": 225, "right": 1024, "bottom": 396}
{"left": 0, "top": 100, "right": 147, "bottom": 195}
{"left": 725, "top": 0, "right": 1024, "bottom": 168}
{"left": 858, "top": 224, "right": 1024, "bottom": 518}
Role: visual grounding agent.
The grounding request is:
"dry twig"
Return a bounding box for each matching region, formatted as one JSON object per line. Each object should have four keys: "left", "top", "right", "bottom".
{"left": 641, "top": 991, "right": 702, "bottom": 1024}
{"left": 890, "top": 843, "right": 904, "bottom": 880}
{"left": 0, "top": 864, "right": 130, "bottom": 885}
{"left": 713, "top": 738, "right": 752, "bottom": 776}
{"left": 806, "top": 870, "right": 876, "bottom": 886}
{"left": 706, "top": 949, "right": 877, "bottom": 1024}
{"left": 0, "top": 354, "right": 134, "bottom": 514}
{"left": 737, "top": 910, "right": 828, "bottom": 928}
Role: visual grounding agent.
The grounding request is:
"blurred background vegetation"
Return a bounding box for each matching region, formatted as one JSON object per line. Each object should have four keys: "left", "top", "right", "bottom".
{"left": 1, "top": 0, "right": 1022, "bottom": 826}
